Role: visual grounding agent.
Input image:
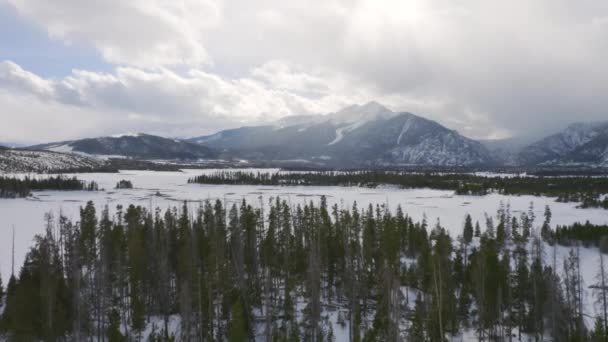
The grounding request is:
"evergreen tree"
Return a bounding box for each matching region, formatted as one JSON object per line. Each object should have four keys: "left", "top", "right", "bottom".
{"left": 0, "top": 272, "right": 3, "bottom": 307}
{"left": 409, "top": 296, "right": 427, "bottom": 341}
{"left": 541, "top": 205, "right": 552, "bottom": 240}
{"left": 106, "top": 309, "right": 126, "bottom": 342}
{"left": 591, "top": 318, "right": 606, "bottom": 342}
{"left": 463, "top": 214, "right": 473, "bottom": 245}
{"left": 228, "top": 300, "right": 248, "bottom": 342}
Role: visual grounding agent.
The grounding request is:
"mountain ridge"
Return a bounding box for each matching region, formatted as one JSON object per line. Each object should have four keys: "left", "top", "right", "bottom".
{"left": 24, "top": 102, "right": 608, "bottom": 168}
{"left": 516, "top": 121, "right": 608, "bottom": 166}
{"left": 30, "top": 133, "right": 217, "bottom": 160}
{"left": 189, "top": 102, "right": 496, "bottom": 167}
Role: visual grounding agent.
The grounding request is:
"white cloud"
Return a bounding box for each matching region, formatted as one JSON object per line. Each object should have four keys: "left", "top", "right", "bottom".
{"left": 0, "top": 61, "right": 54, "bottom": 98}
{"left": 7, "top": 0, "right": 222, "bottom": 67}
{"left": 0, "top": 60, "right": 373, "bottom": 142}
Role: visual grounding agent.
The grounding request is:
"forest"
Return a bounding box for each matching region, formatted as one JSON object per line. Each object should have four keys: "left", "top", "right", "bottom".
{"left": 0, "top": 197, "right": 607, "bottom": 341}
{"left": 188, "top": 170, "right": 608, "bottom": 201}
{"left": 549, "top": 222, "right": 608, "bottom": 248}
{"left": 557, "top": 193, "right": 608, "bottom": 210}
{"left": 0, "top": 175, "right": 99, "bottom": 198}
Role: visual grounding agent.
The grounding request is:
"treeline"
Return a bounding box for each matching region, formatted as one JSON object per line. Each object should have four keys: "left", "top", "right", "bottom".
{"left": 189, "top": 170, "right": 608, "bottom": 199}
{"left": 547, "top": 222, "right": 608, "bottom": 248}
{"left": 1, "top": 198, "right": 607, "bottom": 341}
{"left": 557, "top": 192, "right": 608, "bottom": 209}
{"left": 0, "top": 175, "right": 98, "bottom": 198}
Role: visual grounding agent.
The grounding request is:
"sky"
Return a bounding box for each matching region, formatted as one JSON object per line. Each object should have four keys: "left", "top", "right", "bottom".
{"left": 0, "top": 0, "right": 607, "bottom": 145}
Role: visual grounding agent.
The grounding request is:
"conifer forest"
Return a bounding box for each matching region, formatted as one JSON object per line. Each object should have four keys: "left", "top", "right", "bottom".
{"left": 1, "top": 193, "right": 608, "bottom": 341}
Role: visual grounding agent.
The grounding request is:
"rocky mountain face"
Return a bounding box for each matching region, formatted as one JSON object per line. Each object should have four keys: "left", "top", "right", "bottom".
{"left": 32, "top": 133, "right": 217, "bottom": 160}
{"left": 190, "top": 102, "right": 496, "bottom": 167}
{"left": 516, "top": 122, "right": 608, "bottom": 166}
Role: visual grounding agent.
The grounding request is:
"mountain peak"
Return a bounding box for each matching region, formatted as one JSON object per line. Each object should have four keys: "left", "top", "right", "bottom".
{"left": 330, "top": 101, "right": 394, "bottom": 125}
{"left": 359, "top": 100, "right": 391, "bottom": 112}
{"left": 336, "top": 101, "right": 391, "bottom": 115}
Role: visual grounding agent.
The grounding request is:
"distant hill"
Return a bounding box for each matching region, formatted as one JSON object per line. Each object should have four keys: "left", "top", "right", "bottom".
{"left": 31, "top": 133, "right": 217, "bottom": 160}
{"left": 0, "top": 148, "right": 105, "bottom": 173}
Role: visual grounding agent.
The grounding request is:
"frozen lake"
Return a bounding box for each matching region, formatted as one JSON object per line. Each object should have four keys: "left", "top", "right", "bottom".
{"left": 1, "top": 169, "right": 607, "bottom": 282}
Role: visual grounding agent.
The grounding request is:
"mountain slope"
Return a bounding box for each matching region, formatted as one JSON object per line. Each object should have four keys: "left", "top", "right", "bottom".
{"left": 517, "top": 122, "right": 608, "bottom": 166}
{"left": 32, "top": 133, "right": 217, "bottom": 160}
{"left": 0, "top": 149, "right": 105, "bottom": 173}
{"left": 191, "top": 102, "right": 495, "bottom": 167}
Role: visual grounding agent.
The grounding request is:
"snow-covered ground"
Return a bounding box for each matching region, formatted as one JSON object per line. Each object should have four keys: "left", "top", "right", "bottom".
{"left": 1, "top": 169, "right": 607, "bottom": 282}
{"left": 1, "top": 168, "right": 607, "bottom": 339}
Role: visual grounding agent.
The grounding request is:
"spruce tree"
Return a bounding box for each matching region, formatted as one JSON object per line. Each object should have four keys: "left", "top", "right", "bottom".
{"left": 541, "top": 205, "right": 552, "bottom": 240}
{"left": 474, "top": 221, "right": 481, "bottom": 238}
{"left": 463, "top": 214, "right": 473, "bottom": 245}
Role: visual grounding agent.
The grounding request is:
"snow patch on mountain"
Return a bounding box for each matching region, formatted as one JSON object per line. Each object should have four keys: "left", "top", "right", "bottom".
{"left": 396, "top": 117, "right": 415, "bottom": 145}
{"left": 327, "top": 101, "right": 398, "bottom": 146}
{"left": 328, "top": 125, "right": 347, "bottom": 145}
{"left": 47, "top": 143, "right": 74, "bottom": 153}
{"left": 328, "top": 120, "right": 369, "bottom": 145}
{"left": 111, "top": 132, "right": 142, "bottom": 138}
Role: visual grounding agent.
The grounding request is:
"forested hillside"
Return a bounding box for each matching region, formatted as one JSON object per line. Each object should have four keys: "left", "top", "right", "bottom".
{"left": 0, "top": 198, "right": 606, "bottom": 341}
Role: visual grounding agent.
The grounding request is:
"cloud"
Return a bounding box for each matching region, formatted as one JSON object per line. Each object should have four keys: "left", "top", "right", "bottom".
{"left": 0, "top": 61, "right": 54, "bottom": 98}
{"left": 3, "top": 0, "right": 608, "bottom": 142}
{"left": 7, "top": 0, "right": 222, "bottom": 67}
{"left": 0, "top": 60, "right": 375, "bottom": 142}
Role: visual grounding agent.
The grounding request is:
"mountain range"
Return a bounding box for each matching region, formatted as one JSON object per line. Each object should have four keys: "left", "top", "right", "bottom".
{"left": 189, "top": 102, "right": 495, "bottom": 167}
{"left": 515, "top": 122, "right": 608, "bottom": 167}
{"left": 17, "top": 102, "right": 608, "bottom": 169}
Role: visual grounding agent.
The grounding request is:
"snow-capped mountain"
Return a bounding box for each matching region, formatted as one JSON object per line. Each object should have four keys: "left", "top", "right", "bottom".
{"left": 0, "top": 148, "right": 105, "bottom": 173}
{"left": 517, "top": 121, "right": 608, "bottom": 166}
{"left": 190, "top": 102, "right": 495, "bottom": 167}
{"left": 31, "top": 133, "right": 217, "bottom": 160}
{"left": 22, "top": 102, "right": 608, "bottom": 168}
